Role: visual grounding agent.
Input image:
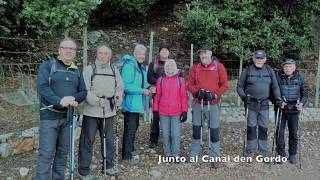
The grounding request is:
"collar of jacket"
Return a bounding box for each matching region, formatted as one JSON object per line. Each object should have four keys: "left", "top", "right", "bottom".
{"left": 123, "top": 55, "right": 146, "bottom": 70}
{"left": 95, "top": 59, "right": 111, "bottom": 69}
{"left": 57, "top": 56, "right": 78, "bottom": 70}
{"left": 280, "top": 70, "right": 299, "bottom": 78}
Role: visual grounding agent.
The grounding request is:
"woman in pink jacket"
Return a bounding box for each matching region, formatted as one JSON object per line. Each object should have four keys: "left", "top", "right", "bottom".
{"left": 153, "top": 59, "right": 188, "bottom": 157}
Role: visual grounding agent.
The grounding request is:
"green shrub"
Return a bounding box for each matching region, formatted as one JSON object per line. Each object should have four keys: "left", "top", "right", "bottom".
{"left": 180, "top": 0, "right": 320, "bottom": 64}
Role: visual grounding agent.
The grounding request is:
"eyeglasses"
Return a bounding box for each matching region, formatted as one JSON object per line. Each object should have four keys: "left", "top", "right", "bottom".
{"left": 60, "top": 46, "right": 76, "bottom": 51}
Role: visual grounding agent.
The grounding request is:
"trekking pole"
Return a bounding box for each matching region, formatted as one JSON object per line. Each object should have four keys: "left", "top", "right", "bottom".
{"left": 277, "top": 98, "right": 286, "bottom": 145}
{"left": 270, "top": 107, "right": 280, "bottom": 168}
{"left": 200, "top": 97, "right": 204, "bottom": 147}
{"left": 207, "top": 100, "right": 211, "bottom": 152}
{"left": 297, "top": 100, "right": 302, "bottom": 169}
{"left": 243, "top": 95, "right": 250, "bottom": 157}
{"left": 69, "top": 106, "right": 76, "bottom": 180}
{"left": 114, "top": 96, "right": 120, "bottom": 175}
{"left": 102, "top": 103, "right": 107, "bottom": 176}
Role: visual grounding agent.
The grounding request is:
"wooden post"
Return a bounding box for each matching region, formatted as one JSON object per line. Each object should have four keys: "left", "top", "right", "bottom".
{"left": 237, "top": 40, "right": 244, "bottom": 107}
{"left": 315, "top": 47, "right": 320, "bottom": 107}
{"left": 188, "top": 44, "right": 194, "bottom": 108}
{"left": 190, "top": 44, "right": 194, "bottom": 68}
{"left": 237, "top": 54, "right": 243, "bottom": 107}
{"left": 148, "top": 32, "right": 155, "bottom": 65}
{"left": 82, "top": 26, "right": 88, "bottom": 69}
{"left": 145, "top": 31, "right": 154, "bottom": 123}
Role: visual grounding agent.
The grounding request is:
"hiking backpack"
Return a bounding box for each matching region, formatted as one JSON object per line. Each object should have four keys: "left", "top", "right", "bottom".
{"left": 244, "top": 63, "right": 276, "bottom": 101}
{"left": 89, "top": 63, "right": 117, "bottom": 90}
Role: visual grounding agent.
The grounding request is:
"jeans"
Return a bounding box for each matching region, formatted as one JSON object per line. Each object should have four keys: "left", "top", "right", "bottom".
{"left": 36, "top": 118, "right": 70, "bottom": 180}
{"left": 159, "top": 115, "right": 181, "bottom": 156}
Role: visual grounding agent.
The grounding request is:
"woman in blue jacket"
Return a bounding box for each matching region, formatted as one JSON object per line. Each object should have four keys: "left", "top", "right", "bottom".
{"left": 121, "top": 44, "right": 152, "bottom": 166}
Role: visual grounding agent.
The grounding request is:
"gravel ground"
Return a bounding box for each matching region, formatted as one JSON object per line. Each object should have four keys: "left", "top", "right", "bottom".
{"left": 1, "top": 117, "right": 319, "bottom": 180}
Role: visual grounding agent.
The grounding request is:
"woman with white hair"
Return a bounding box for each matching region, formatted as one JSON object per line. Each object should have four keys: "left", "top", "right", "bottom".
{"left": 153, "top": 59, "right": 188, "bottom": 158}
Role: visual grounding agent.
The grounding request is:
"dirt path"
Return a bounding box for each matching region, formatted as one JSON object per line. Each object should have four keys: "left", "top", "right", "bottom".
{"left": 1, "top": 121, "right": 319, "bottom": 179}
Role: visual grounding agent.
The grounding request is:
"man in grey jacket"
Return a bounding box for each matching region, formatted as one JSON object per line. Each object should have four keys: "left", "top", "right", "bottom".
{"left": 78, "top": 45, "right": 124, "bottom": 178}
{"left": 237, "top": 50, "right": 282, "bottom": 158}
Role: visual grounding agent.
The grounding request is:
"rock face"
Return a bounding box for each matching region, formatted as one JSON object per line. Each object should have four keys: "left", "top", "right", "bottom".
{"left": 0, "top": 127, "right": 38, "bottom": 158}
{"left": 14, "top": 138, "right": 34, "bottom": 155}
{"left": 0, "top": 125, "right": 85, "bottom": 158}
{"left": 0, "top": 143, "right": 13, "bottom": 158}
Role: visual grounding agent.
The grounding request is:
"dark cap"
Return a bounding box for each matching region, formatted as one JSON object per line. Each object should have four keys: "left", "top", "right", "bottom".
{"left": 282, "top": 58, "right": 296, "bottom": 65}
{"left": 197, "top": 44, "right": 211, "bottom": 54}
{"left": 253, "top": 50, "right": 266, "bottom": 59}
{"left": 159, "top": 43, "right": 170, "bottom": 52}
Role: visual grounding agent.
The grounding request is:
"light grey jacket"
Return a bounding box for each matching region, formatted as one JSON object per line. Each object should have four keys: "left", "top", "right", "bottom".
{"left": 82, "top": 60, "right": 124, "bottom": 118}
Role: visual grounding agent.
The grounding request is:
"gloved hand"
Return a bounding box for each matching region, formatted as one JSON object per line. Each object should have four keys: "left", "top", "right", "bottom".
{"left": 205, "top": 91, "right": 217, "bottom": 101}
{"left": 275, "top": 98, "right": 284, "bottom": 108}
{"left": 180, "top": 112, "right": 188, "bottom": 122}
{"left": 195, "top": 89, "right": 205, "bottom": 100}
{"left": 244, "top": 94, "right": 251, "bottom": 104}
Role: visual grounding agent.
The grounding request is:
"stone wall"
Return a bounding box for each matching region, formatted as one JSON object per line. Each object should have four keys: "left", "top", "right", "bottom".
{"left": 0, "top": 126, "right": 81, "bottom": 158}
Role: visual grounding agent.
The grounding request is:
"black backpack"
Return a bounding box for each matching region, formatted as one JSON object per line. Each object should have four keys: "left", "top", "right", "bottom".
{"left": 244, "top": 63, "right": 276, "bottom": 101}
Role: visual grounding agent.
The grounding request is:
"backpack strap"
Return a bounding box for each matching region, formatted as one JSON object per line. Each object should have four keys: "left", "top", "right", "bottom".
{"left": 195, "top": 60, "right": 219, "bottom": 84}
{"left": 49, "top": 59, "right": 57, "bottom": 87}
{"left": 90, "top": 63, "right": 97, "bottom": 89}
{"left": 111, "top": 64, "right": 117, "bottom": 89}
{"left": 90, "top": 63, "right": 117, "bottom": 90}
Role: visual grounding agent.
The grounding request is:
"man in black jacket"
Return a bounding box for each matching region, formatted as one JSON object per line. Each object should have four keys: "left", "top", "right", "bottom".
{"left": 147, "top": 43, "right": 170, "bottom": 148}
{"left": 237, "top": 50, "right": 282, "bottom": 158}
{"left": 36, "top": 38, "right": 87, "bottom": 180}
{"left": 275, "top": 58, "right": 308, "bottom": 164}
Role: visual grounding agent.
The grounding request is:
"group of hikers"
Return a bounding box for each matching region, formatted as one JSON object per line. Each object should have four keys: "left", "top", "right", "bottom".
{"left": 36, "top": 37, "right": 308, "bottom": 180}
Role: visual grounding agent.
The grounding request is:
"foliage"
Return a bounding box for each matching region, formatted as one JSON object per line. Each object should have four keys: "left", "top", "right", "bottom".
{"left": 180, "top": 0, "right": 320, "bottom": 63}
{"left": 20, "top": 0, "right": 102, "bottom": 37}
{"left": 105, "top": 0, "right": 156, "bottom": 16}
{"left": 0, "top": 0, "right": 23, "bottom": 36}
{"left": 91, "top": 0, "right": 157, "bottom": 24}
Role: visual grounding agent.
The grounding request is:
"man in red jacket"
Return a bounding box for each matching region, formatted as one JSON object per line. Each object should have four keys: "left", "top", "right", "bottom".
{"left": 188, "top": 44, "right": 229, "bottom": 169}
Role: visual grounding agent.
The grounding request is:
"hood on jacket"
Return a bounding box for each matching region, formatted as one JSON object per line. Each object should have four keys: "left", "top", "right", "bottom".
{"left": 164, "top": 59, "right": 179, "bottom": 77}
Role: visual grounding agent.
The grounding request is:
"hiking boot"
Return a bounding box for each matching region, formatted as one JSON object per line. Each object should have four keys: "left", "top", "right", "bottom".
{"left": 289, "top": 154, "right": 298, "bottom": 164}
{"left": 79, "top": 173, "right": 95, "bottom": 180}
{"left": 149, "top": 142, "right": 156, "bottom": 149}
{"left": 245, "top": 151, "right": 254, "bottom": 159}
{"left": 131, "top": 155, "right": 140, "bottom": 166}
{"left": 101, "top": 167, "right": 119, "bottom": 176}
{"left": 261, "top": 151, "right": 270, "bottom": 163}
{"left": 276, "top": 154, "right": 286, "bottom": 165}
{"left": 123, "top": 155, "right": 140, "bottom": 167}
{"left": 210, "top": 162, "right": 219, "bottom": 169}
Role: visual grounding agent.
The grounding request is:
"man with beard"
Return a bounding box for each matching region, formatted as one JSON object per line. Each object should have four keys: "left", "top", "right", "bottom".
{"left": 188, "top": 44, "right": 229, "bottom": 169}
